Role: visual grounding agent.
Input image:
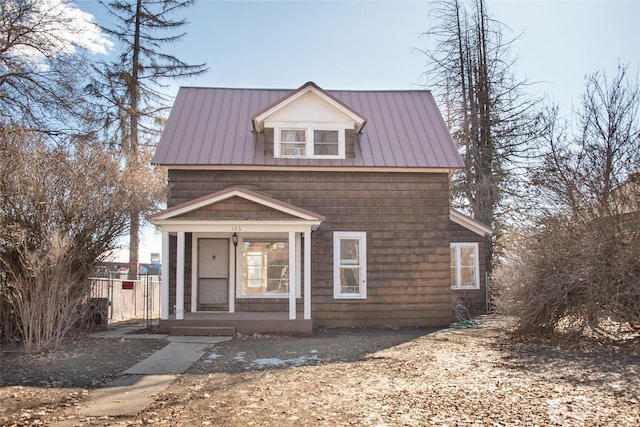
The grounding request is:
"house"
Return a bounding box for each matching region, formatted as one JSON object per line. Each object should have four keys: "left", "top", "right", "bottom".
{"left": 449, "top": 209, "right": 494, "bottom": 314}
{"left": 148, "top": 82, "right": 493, "bottom": 335}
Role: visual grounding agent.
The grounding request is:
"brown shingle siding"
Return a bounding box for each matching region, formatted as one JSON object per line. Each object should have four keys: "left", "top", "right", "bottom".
{"left": 449, "top": 221, "right": 490, "bottom": 314}
{"left": 345, "top": 129, "right": 356, "bottom": 158}
{"left": 168, "top": 168, "right": 453, "bottom": 327}
{"left": 263, "top": 128, "right": 274, "bottom": 156}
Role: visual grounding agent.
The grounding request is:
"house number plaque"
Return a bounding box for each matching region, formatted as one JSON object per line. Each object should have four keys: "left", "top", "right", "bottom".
{"left": 230, "top": 226, "right": 242, "bottom": 232}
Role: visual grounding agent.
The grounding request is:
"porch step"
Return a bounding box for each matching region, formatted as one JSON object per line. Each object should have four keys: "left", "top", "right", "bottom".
{"left": 169, "top": 326, "right": 236, "bottom": 337}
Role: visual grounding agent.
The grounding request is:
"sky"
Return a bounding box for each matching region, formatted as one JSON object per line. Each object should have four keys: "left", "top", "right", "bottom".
{"left": 73, "top": 0, "right": 639, "bottom": 260}
{"left": 76, "top": 0, "right": 640, "bottom": 115}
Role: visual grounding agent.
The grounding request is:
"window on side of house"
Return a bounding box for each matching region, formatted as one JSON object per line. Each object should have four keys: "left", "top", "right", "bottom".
{"left": 450, "top": 242, "right": 480, "bottom": 289}
{"left": 333, "top": 232, "right": 367, "bottom": 299}
{"left": 240, "top": 239, "right": 289, "bottom": 297}
{"left": 280, "top": 129, "right": 306, "bottom": 157}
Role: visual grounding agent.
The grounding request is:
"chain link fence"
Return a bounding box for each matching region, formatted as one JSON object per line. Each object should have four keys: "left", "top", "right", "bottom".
{"left": 90, "top": 272, "right": 161, "bottom": 327}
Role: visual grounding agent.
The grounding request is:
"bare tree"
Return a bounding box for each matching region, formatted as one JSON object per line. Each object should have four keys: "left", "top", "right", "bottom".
{"left": 93, "top": 0, "right": 207, "bottom": 276}
{"left": 0, "top": 124, "right": 164, "bottom": 353}
{"left": 420, "top": 0, "right": 542, "bottom": 270}
{"left": 532, "top": 65, "right": 640, "bottom": 219}
{"left": 497, "top": 65, "right": 640, "bottom": 336}
{"left": 0, "top": 1, "right": 169, "bottom": 352}
{"left": 0, "top": 0, "right": 111, "bottom": 132}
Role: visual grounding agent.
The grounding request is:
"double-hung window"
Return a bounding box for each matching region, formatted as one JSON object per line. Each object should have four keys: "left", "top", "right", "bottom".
{"left": 450, "top": 242, "right": 480, "bottom": 289}
{"left": 240, "top": 239, "right": 289, "bottom": 297}
{"left": 280, "top": 129, "right": 307, "bottom": 157}
{"left": 277, "top": 127, "right": 343, "bottom": 158}
{"left": 333, "top": 232, "right": 367, "bottom": 299}
{"left": 313, "top": 130, "right": 339, "bottom": 156}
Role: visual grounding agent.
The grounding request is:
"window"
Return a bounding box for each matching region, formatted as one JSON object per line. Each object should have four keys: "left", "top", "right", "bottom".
{"left": 313, "top": 130, "right": 339, "bottom": 155}
{"left": 450, "top": 243, "right": 480, "bottom": 289}
{"left": 333, "top": 232, "right": 367, "bottom": 299}
{"left": 241, "top": 240, "right": 289, "bottom": 297}
{"left": 280, "top": 129, "right": 306, "bottom": 157}
{"left": 276, "top": 127, "right": 344, "bottom": 158}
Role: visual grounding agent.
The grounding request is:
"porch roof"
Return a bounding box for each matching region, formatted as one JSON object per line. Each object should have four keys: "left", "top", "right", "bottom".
{"left": 449, "top": 209, "right": 494, "bottom": 236}
{"left": 147, "top": 186, "right": 325, "bottom": 230}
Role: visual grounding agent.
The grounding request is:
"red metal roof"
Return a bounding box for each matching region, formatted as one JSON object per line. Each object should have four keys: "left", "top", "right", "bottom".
{"left": 152, "top": 84, "right": 464, "bottom": 169}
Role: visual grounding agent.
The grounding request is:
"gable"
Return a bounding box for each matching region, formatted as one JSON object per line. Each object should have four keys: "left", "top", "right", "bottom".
{"left": 265, "top": 91, "right": 355, "bottom": 128}
{"left": 148, "top": 186, "right": 326, "bottom": 224}
{"left": 174, "top": 196, "right": 303, "bottom": 221}
{"left": 252, "top": 82, "right": 366, "bottom": 133}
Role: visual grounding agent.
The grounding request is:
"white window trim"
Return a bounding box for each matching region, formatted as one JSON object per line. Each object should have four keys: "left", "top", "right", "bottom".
{"left": 333, "top": 231, "right": 367, "bottom": 299}
{"left": 274, "top": 123, "right": 345, "bottom": 159}
{"left": 236, "top": 236, "right": 301, "bottom": 299}
{"left": 450, "top": 242, "right": 480, "bottom": 290}
{"left": 278, "top": 128, "right": 307, "bottom": 157}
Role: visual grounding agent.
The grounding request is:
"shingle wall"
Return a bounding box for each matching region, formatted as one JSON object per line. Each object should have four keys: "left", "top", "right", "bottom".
{"left": 167, "top": 169, "right": 453, "bottom": 328}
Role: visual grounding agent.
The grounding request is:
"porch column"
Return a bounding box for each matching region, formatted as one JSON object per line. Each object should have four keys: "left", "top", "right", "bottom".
{"left": 304, "top": 230, "right": 311, "bottom": 320}
{"left": 295, "top": 232, "right": 301, "bottom": 297}
{"left": 176, "top": 231, "right": 185, "bottom": 320}
{"left": 160, "top": 231, "right": 170, "bottom": 320}
{"left": 229, "top": 238, "right": 236, "bottom": 313}
{"left": 288, "top": 231, "right": 296, "bottom": 320}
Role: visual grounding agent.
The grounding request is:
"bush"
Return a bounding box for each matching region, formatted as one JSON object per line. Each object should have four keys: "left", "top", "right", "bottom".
{"left": 0, "top": 126, "right": 163, "bottom": 353}
{"left": 495, "top": 212, "right": 640, "bottom": 337}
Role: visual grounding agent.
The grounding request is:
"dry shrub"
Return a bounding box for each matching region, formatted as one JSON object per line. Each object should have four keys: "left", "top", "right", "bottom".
{"left": 497, "top": 66, "right": 640, "bottom": 338}
{"left": 495, "top": 211, "right": 640, "bottom": 337}
{"left": 8, "top": 233, "right": 91, "bottom": 353}
{"left": 0, "top": 125, "right": 164, "bottom": 353}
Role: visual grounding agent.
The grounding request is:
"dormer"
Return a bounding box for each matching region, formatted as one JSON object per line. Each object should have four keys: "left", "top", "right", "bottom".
{"left": 252, "top": 82, "right": 367, "bottom": 160}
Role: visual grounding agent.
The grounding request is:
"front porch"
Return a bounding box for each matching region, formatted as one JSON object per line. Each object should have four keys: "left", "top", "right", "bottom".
{"left": 147, "top": 187, "right": 326, "bottom": 335}
{"left": 158, "top": 312, "right": 313, "bottom": 336}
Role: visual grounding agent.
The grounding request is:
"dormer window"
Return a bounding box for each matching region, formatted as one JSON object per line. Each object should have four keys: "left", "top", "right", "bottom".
{"left": 280, "top": 129, "right": 306, "bottom": 156}
{"left": 276, "top": 126, "right": 345, "bottom": 159}
{"left": 313, "top": 130, "right": 339, "bottom": 156}
{"left": 252, "top": 82, "right": 367, "bottom": 160}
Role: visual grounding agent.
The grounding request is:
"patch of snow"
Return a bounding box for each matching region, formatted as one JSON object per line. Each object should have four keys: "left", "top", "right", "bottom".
{"left": 244, "top": 352, "right": 320, "bottom": 370}
{"left": 234, "top": 352, "right": 246, "bottom": 362}
{"left": 204, "top": 353, "right": 222, "bottom": 363}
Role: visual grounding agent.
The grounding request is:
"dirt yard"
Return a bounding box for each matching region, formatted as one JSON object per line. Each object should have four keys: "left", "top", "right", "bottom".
{"left": 1, "top": 316, "right": 639, "bottom": 426}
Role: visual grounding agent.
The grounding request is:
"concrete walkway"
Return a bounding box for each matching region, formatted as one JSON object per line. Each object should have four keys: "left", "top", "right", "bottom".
{"left": 52, "top": 324, "right": 231, "bottom": 426}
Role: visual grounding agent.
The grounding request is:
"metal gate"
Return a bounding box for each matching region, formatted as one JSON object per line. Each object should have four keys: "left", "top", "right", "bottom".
{"left": 90, "top": 272, "right": 161, "bottom": 327}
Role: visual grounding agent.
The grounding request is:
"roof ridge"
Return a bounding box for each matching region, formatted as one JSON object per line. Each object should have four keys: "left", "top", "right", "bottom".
{"left": 177, "top": 86, "right": 433, "bottom": 93}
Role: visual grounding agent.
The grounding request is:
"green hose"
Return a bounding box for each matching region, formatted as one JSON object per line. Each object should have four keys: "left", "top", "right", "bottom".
{"left": 450, "top": 304, "right": 483, "bottom": 328}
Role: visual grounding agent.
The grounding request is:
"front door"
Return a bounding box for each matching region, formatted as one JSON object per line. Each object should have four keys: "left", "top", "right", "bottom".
{"left": 197, "top": 238, "right": 229, "bottom": 311}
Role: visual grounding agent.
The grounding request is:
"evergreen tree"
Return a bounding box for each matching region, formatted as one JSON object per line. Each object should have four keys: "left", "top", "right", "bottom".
{"left": 96, "top": 0, "right": 207, "bottom": 275}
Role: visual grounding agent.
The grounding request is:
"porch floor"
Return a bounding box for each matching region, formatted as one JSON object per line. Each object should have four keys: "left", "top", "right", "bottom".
{"left": 158, "top": 311, "right": 313, "bottom": 336}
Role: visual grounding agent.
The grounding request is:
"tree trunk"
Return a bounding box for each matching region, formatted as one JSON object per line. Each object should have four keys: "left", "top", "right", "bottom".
{"left": 127, "top": 0, "right": 142, "bottom": 277}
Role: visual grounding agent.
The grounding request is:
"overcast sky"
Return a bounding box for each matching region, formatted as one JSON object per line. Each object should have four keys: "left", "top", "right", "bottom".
{"left": 77, "top": 0, "right": 639, "bottom": 114}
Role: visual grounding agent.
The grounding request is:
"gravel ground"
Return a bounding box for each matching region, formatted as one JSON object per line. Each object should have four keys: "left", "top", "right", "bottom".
{"left": 0, "top": 334, "right": 166, "bottom": 425}
{"left": 1, "top": 316, "right": 639, "bottom": 426}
